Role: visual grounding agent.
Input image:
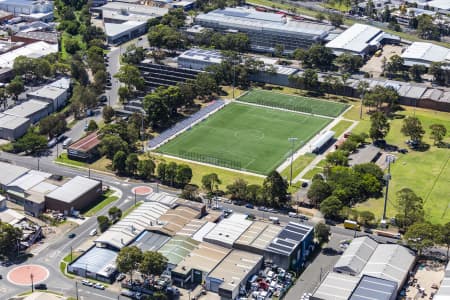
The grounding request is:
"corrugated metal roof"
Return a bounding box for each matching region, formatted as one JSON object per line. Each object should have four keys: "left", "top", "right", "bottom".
{"left": 349, "top": 275, "right": 397, "bottom": 300}
{"left": 0, "top": 113, "right": 30, "bottom": 131}
{"left": 158, "top": 235, "right": 200, "bottom": 266}
{"left": 313, "top": 272, "right": 360, "bottom": 300}
{"left": 203, "top": 213, "right": 252, "bottom": 248}
{"left": 69, "top": 247, "right": 117, "bottom": 277}
{"left": 326, "top": 24, "right": 383, "bottom": 54}
{"left": 4, "top": 100, "right": 49, "bottom": 119}
{"left": 235, "top": 221, "right": 282, "bottom": 251}
{"left": 402, "top": 42, "right": 450, "bottom": 66}
{"left": 334, "top": 237, "right": 378, "bottom": 275}
{"left": 46, "top": 176, "right": 101, "bottom": 204}
{"left": 104, "top": 21, "right": 146, "bottom": 38}
{"left": 0, "top": 161, "right": 29, "bottom": 186}
{"left": 7, "top": 170, "right": 51, "bottom": 191}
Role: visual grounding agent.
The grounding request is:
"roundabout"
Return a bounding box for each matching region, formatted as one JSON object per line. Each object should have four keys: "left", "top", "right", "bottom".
{"left": 7, "top": 264, "right": 49, "bottom": 286}
{"left": 131, "top": 186, "right": 153, "bottom": 196}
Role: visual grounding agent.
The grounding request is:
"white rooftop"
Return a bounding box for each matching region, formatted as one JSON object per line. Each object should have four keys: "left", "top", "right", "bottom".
{"left": 48, "top": 77, "right": 70, "bottom": 90}
{"left": 27, "top": 85, "right": 66, "bottom": 100}
{"left": 333, "top": 236, "right": 378, "bottom": 275}
{"left": 0, "top": 113, "right": 29, "bottom": 131}
{"left": 313, "top": 272, "right": 361, "bottom": 300}
{"left": 4, "top": 100, "right": 49, "bottom": 119}
{"left": 203, "top": 213, "right": 252, "bottom": 248}
{"left": 178, "top": 48, "right": 223, "bottom": 64}
{"left": 427, "top": 0, "right": 450, "bottom": 10}
{"left": 104, "top": 21, "right": 146, "bottom": 37}
{"left": 0, "top": 41, "right": 57, "bottom": 68}
{"left": 45, "top": 176, "right": 101, "bottom": 204}
{"left": 100, "top": 2, "right": 168, "bottom": 17}
{"left": 326, "top": 23, "right": 383, "bottom": 55}
{"left": 95, "top": 202, "right": 169, "bottom": 249}
{"left": 401, "top": 42, "right": 450, "bottom": 67}
{"left": 0, "top": 162, "right": 29, "bottom": 186}
{"left": 7, "top": 170, "right": 51, "bottom": 192}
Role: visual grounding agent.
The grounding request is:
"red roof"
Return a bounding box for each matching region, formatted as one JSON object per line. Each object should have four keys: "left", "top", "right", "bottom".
{"left": 68, "top": 131, "right": 101, "bottom": 152}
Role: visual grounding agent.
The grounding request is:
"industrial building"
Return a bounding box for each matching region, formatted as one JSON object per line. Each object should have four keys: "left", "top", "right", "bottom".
{"left": 195, "top": 7, "right": 333, "bottom": 53}
{"left": 425, "top": 0, "right": 450, "bottom": 13}
{"left": 158, "top": 235, "right": 200, "bottom": 270}
{"left": 44, "top": 176, "right": 102, "bottom": 214}
{"left": 203, "top": 213, "right": 252, "bottom": 248}
{"left": 0, "top": 41, "right": 58, "bottom": 68}
{"left": 313, "top": 237, "right": 416, "bottom": 300}
{"left": 156, "top": 206, "right": 200, "bottom": 236}
{"left": 234, "top": 221, "right": 282, "bottom": 255}
{"left": 171, "top": 242, "right": 231, "bottom": 288}
{"left": 264, "top": 222, "right": 314, "bottom": 270}
{"left": 67, "top": 131, "right": 101, "bottom": 162}
{"left": 0, "top": 113, "right": 30, "bottom": 141}
{"left": 206, "top": 250, "right": 263, "bottom": 300}
{"left": 0, "top": 0, "right": 54, "bottom": 21}
{"left": 27, "top": 78, "right": 71, "bottom": 112}
{"left": 177, "top": 48, "right": 223, "bottom": 70}
{"left": 325, "top": 24, "right": 387, "bottom": 56}
{"left": 4, "top": 99, "right": 50, "bottom": 123}
{"left": 95, "top": 202, "right": 169, "bottom": 250}
{"left": 401, "top": 42, "right": 450, "bottom": 68}
{"left": 94, "top": 2, "right": 168, "bottom": 23}
{"left": 104, "top": 21, "right": 147, "bottom": 45}
{"left": 68, "top": 246, "right": 118, "bottom": 283}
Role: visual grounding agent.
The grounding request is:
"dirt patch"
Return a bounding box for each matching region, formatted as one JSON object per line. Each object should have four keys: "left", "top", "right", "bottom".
{"left": 361, "top": 45, "right": 404, "bottom": 78}
{"left": 406, "top": 260, "right": 445, "bottom": 299}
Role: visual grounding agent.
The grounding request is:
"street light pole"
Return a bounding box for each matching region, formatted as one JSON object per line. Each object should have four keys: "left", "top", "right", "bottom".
{"left": 37, "top": 157, "right": 40, "bottom": 171}
{"left": 30, "top": 273, "right": 34, "bottom": 292}
{"left": 134, "top": 190, "right": 137, "bottom": 206}
{"left": 288, "top": 137, "right": 299, "bottom": 186}
{"left": 382, "top": 155, "right": 395, "bottom": 221}
{"left": 75, "top": 281, "right": 79, "bottom": 300}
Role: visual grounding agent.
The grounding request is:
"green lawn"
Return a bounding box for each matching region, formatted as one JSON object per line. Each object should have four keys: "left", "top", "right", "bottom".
{"left": 238, "top": 89, "right": 349, "bottom": 117}
{"left": 84, "top": 190, "right": 119, "bottom": 217}
{"left": 331, "top": 120, "right": 354, "bottom": 138}
{"left": 280, "top": 154, "right": 316, "bottom": 181}
{"left": 55, "top": 153, "right": 87, "bottom": 168}
{"left": 157, "top": 103, "right": 331, "bottom": 174}
{"left": 303, "top": 167, "right": 323, "bottom": 180}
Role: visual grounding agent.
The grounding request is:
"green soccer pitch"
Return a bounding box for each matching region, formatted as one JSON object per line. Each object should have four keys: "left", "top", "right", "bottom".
{"left": 157, "top": 102, "right": 332, "bottom": 175}
{"left": 238, "top": 89, "right": 349, "bottom": 117}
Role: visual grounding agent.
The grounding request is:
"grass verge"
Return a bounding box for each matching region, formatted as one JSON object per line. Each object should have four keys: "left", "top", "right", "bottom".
{"left": 55, "top": 153, "right": 87, "bottom": 168}
{"left": 281, "top": 154, "right": 316, "bottom": 181}
{"left": 331, "top": 120, "right": 354, "bottom": 138}
{"left": 122, "top": 201, "right": 143, "bottom": 218}
{"left": 84, "top": 190, "right": 118, "bottom": 217}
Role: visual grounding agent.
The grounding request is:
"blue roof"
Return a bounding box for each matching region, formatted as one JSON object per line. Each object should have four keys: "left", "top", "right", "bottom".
{"left": 265, "top": 222, "right": 313, "bottom": 256}
{"left": 349, "top": 275, "right": 397, "bottom": 300}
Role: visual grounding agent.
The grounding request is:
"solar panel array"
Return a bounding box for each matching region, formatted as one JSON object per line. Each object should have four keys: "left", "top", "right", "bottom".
{"left": 266, "top": 222, "right": 312, "bottom": 256}
{"left": 148, "top": 100, "right": 226, "bottom": 149}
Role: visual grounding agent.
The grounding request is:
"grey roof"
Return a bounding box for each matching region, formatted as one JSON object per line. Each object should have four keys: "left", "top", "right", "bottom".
{"left": 14, "top": 31, "right": 58, "bottom": 44}
{"left": 360, "top": 244, "right": 415, "bottom": 289}
{"left": 129, "top": 230, "right": 170, "bottom": 252}
{"left": 0, "top": 161, "right": 29, "bottom": 186}
{"left": 334, "top": 237, "right": 378, "bottom": 275}
{"left": 104, "top": 21, "right": 146, "bottom": 37}
{"left": 45, "top": 176, "right": 101, "bottom": 203}
{"left": 235, "top": 221, "right": 282, "bottom": 252}
{"left": 203, "top": 213, "right": 252, "bottom": 248}
{"left": 178, "top": 48, "right": 223, "bottom": 64}
{"left": 349, "top": 275, "right": 397, "bottom": 300}
{"left": 313, "top": 272, "right": 360, "bottom": 300}
{"left": 326, "top": 24, "right": 384, "bottom": 54}
{"left": 69, "top": 246, "right": 117, "bottom": 277}
{"left": 435, "top": 277, "right": 450, "bottom": 299}
{"left": 0, "top": 113, "right": 29, "bottom": 130}
{"left": 27, "top": 85, "right": 66, "bottom": 100}
{"left": 4, "top": 100, "right": 49, "bottom": 118}
{"left": 100, "top": 2, "right": 168, "bottom": 17}
{"left": 49, "top": 77, "right": 70, "bottom": 90}
{"left": 401, "top": 42, "right": 450, "bottom": 67}
{"left": 266, "top": 222, "right": 313, "bottom": 256}
{"left": 196, "top": 7, "right": 332, "bottom": 38}
{"left": 7, "top": 170, "right": 51, "bottom": 191}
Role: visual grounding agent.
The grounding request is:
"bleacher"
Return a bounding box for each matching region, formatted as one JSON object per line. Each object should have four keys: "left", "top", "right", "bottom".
{"left": 149, "top": 100, "right": 226, "bottom": 149}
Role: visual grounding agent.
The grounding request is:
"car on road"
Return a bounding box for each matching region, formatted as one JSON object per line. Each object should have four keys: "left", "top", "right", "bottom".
{"left": 301, "top": 181, "right": 308, "bottom": 188}
{"left": 68, "top": 233, "right": 76, "bottom": 238}
{"left": 258, "top": 206, "right": 267, "bottom": 211}
{"left": 56, "top": 134, "right": 67, "bottom": 143}
{"left": 47, "top": 138, "right": 57, "bottom": 148}
{"left": 120, "top": 290, "right": 135, "bottom": 298}
{"left": 245, "top": 203, "right": 254, "bottom": 209}
{"left": 82, "top": 279, "right": 93, "bottom": 286}
{"left": 94, "top": 283, "right": 105, "bottom": 290}
{"left": 89, "top": 229, "right": 97, "bottom": 236}
{"left": 34, "top": 284, "right": 47, "bottom": 290}
{"left": 116, "top": 273, "right": 126, "bottom": 282}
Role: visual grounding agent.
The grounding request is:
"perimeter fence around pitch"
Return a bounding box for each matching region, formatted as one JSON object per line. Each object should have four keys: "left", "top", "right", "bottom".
{"left": 240, "top": 98, "right": 314, "bottom": 114}
{"left": 178, "top": 150, "right": 243, "bottom": 171}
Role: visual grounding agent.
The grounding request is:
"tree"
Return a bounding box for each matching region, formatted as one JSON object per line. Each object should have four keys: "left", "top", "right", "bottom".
{"left": 0, "top": 87, "right": 6, "bottom": 110}
{"left": 363, "top": 85, "right": 399, "bottom": 111}
{"left": 7, "top": 76, "right": 24, "bottom": 100}
{"left": 143, "top": 93, "right": 170, "bottom": 129}
{"left": 0, "top": 221, "right": 22, "bottom": 257}
{"left": 102, "top": 106, "right": 114, "bottom": 124}
{"left": 262, "top": 171, "right": 288, "bottom": 207}
{"left": 385, "top": 54, "right": 404, "bottom": 77}
{"left": 99, "top": 135, "right": 128, "bottom": 159}
{"left": 157, "top": 162, "right": 167, "bottom": 182}
{"left": 108, "top": 206, "right": 122, "bottom": 221}
{"left": 334, "top": 53, "right": 363, "bottom": 73}
{"left": 39, "top": 114, "right": 67, "bottom": 138}
{"left": 320, "top": 196, "right": 343, "bottom": 219}
{"left": 395, "top": 188, "right": 424, "bottom": 229}
{"left": 195, "top": 72, "right": 218, "bottom": 100}
{"left": 325, "top": 150, "right": 348, "bottom": 166}
{"left": 116, "top": 246, "right": 143, "bottom": 282}
{"left": 122, "top": 45, "right": 146, "bottom": 65}
{"left": 125, "top": 153, "right": 139, "bottom": 175}
{"left": 165, "top": 162, "right": 177, "bottom": 186}
{"left": 314, "top": 223, "right": 330, "bottom": 244}
{"left": 202, "top": 173, "right": 221, "bottom": 194}
{"left": 112, "top": 151, "right": 127, "bottom": 174}
{"left": 315, "top": 12, "right": 325, "bottom": 21}
{"left": 409, "top": 64, "right": 426, "bottom": 82}
{"left": 429, "top": 124, "right": 447, "bottom": 146}
{"left": 295, "top": 44, "right": 335, "bottom": 71}
{"left": 181, "top": 184, "right": 200, "bottom": 202}
{"left": 429, "top": 62, "right": 447, "bottom": 85}
{"left": 13, "top": 131, "right": 47, "bottom": 154}
{"left": 401, "top": 116, "right": 425, "bottom": 144}
{"left": 405, "top": 222, "right": 437, "bottom": 255}
{"left": 115, "top": 64, "right": 144, "bottom": 92}
{"left": 417, "top": 14, "right": 440, "bottom": 40}
{"left": 227, "top": 179, "right": 248, "bottom": 200}
{"left": 87, "top": 120, "right": 98, "bottom": 132}
{"left": 97, "top": 215, "right": 111, "bottom": 233}
{"left": 370, "top": 111, "right": 390, "bottom": 142}
{"left": 274, "top": 44, "right": 284, "bottom": 57}
{"left": 139, "top": 251, "right": 168, "bottom": 277}
{"left": 307, "top": 179, "right": 332, "bottom": 207}
{"left": 358, "top": 211, "right": 375, "bottom": 227}
{"left": 328, "top": 13, "right": 344, "bottom": 27}
{"left": 138, "top": 159, "right": 156, "bottom": 180}
{"left": 65, "top": 37, "right": 81, "bottom": 54}
{"left": 175, "top": 164, "right": 192, "bottom": 187}
{"left": 148, "top": 24, "right": 186, "bottom": 50}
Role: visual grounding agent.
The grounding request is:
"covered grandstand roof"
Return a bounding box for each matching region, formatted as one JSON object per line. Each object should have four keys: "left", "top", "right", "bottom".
{"left": 95, "top": 202, "right": 169, "bottom": 249}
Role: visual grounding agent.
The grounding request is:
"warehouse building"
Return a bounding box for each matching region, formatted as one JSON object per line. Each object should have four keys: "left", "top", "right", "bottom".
{"left": 0, "top": 112, "right": 30, "bottom": 140}
{"left": 68, "top": 246, "right": 118, "bottom": 283}
{"left": 325, "top": 24, "right": 388, "bottom": 56}
{"left": 0, "top": 41, "right": 58, "bottom": 69}
{"left": 401, "top": 42, "right": 450, "bottom": 68}
{"left": 171, "top": 242, "right": 231, "bottom": 288}
{"left": 44, "top": 176, "right": 102, "bottom": 214}
{"left": 203, "top": 213, "right": 252, "bottom": 248}
{"left": 158, "top": 235, "right": 200, "bottom": 270}
{"left": 0, "top": 161, "right": 29, "bottom": 189}
{"left": 195, "top": 7, "right": 333, "bottom": 53}
{"left": 104, "top": 21, "right": 147, "bottom": 45}
{"left": 333, "top": 236, "right": 378, "bottom": 276}
{"left": 234, "top": 221, "right": 282, "bottom": 255}
{"left": 177, "top": 48, "right": 223, "bottom": 71}
{"left": 94, "top": 2, "right": 168, "bottom": 23}
{"left": 129, "top": 230, "right": 171, "bottom": 252}
{"left": 0, "top": 0, "right": 54, "bottom": 21}
{"left": 67, "top": 131, "right": 101, "bottom": 162}
{"left": 27, "top": 79, "right": 70, "bottom": 112}
{"left": 207, "top": 250, "right": 263, "bottom": 300}
{"left": 4, "top": 99, "right": 50, "bottom": 123}
{"left": 264, "top": 222, "right": 314, "bottom": 270}
{"left": 156, "top": 206, "right": 200, "bottom": 236}
{"left": 95, "top": 202, "right": 169, "bottom": 250}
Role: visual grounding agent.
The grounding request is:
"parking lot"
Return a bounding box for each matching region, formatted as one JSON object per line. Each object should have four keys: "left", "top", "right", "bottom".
{"left": 361, "top": 44, "right": 404, "bottom": 77}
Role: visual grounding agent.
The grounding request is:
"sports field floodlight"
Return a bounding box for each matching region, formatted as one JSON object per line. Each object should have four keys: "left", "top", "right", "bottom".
{"left": 288, "top": 137, "right": 299, "bottom": 186}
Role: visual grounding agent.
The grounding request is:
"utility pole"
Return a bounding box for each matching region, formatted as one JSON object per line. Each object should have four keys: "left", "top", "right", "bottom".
{"left": 30, "top": 273, "right": 34, "bottom": 292}
{"left": 88, "top": 167, "right": 91, "bottom": 178}
{"left": 75, "top": 281, "right": 79, "bottom": 300}
{"left": 232, "top": 58, "right": 236, "bottom": 99}
{"left": 70, "top": 246, "right": 73, "bottom": 262}
{"left": 288, "top": 137, "right": 299, "bottom": 186}
{"left": 383, "top": 155, "right": 395, "bottom": 221}
{"left": 37, "top": 157, "right": 40, "bottom": 171}
{"left": 134, "top": 190, "right": 137, "bottom": 206}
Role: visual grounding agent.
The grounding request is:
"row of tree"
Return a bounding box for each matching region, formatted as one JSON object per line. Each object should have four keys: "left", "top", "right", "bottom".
{"left": 157, "top": 161, "right": 193, "bottom": 188}
{"left": 116, "top": 246, "right": 168, "bottom": 281}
